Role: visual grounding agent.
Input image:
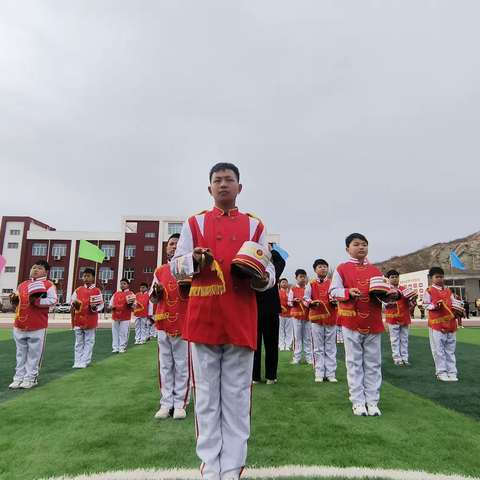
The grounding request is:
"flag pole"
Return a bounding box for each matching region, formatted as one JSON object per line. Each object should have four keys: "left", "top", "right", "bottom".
{"left": 451, "top": 256, "right": 456, "bottom": 297}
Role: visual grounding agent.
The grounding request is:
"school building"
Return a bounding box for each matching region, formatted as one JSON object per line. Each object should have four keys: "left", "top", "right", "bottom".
{"left": 0, "top": 215, "right": 280, "bottom": 307}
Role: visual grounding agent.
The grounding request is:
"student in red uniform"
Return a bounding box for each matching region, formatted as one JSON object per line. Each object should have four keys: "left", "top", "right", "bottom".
{"left": 329, "top": 233, "right": 400, "bottom": 417}
{"left": 8, "top": 260, "right": 58, "bottom": 389}
{"left": 278, "top": 278, "right": 293, "bottom": 351}
{"left": 171, "top": 163, "right": 275, "bottom": 480}
{"left": 423, "top": 267, "right": 461, "bottom": 381}
{"left": 384, "top": 270, "right": 416, "bottom": 366}
{"left": 304, "top": 259, "right": 337, "bottom": 382}
{"left": 288, "top": 269, "right": 312, "bottom": 365}
{"left": 150, "top": 233, "right": 191, "bottom": 420}
{"left": 109, "top": 278, "right": 135, "bottom": 354}
{"left": 134, "top": 283, "right": 153, "bottom": 345}
{"left": 70, "top": 267, "right": 104, "bottom": 368}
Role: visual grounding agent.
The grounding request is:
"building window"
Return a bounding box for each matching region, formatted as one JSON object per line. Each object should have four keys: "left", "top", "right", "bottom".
{"left": 101, "top": 245, "right": 116, "bottom": 257}
{"left": 144, "top": 245, "right": 155, "bottom": 252}
{"left": 32, "top": 243, "right": 47, "bottom": 255}
{"left": 56, "top": 290, "right": 64, "bottom": 303}
{"left": 145, "top": 232, "right": 155, "bottom": 238}
{"left": 125, "top": 245, "right": 136, "bottom": 257}
{"left": 52, "top": 244, "right": 67, "bottom": 257}
{"left": 168, "top": 223, "right": 183, "bottom": 235}
{"left": 8, "top": 243, "right": 19, "bottom": 249}
{"left": 50, "top": 267, "right": 65, "bottom": 280}
{"left": 5, "top": 266, "right": 16, "bottom": 273}
{"left": 126, "top": 222, "right": 137, "bottom": 233}
{"left": 123, "top": 267, "right": 135, "bottom": 281}
{"left": 99, "top": 267, "right": 114, "bottom": 280}
{"left": 103, "top": 290, "right": 113, "bottom": 304}
{"left": 9, "top": 230, "right": 20, "bottom": 235}
{"left": 2, "top": 288, "right": 14, "bottom": 294}
{"left": 143, "top": 267, "right": 154, "bottom": 274}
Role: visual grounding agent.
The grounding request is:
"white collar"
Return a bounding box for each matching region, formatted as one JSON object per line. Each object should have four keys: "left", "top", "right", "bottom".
{"left": 30, "top": 276, "right": 47, "bottom": 281}
{"left": 349, "top": 257, "right": 369, "bottom": 265}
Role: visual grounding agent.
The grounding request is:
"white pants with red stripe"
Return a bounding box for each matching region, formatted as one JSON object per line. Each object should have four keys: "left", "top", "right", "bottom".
{"left": 13, "top": 327, "right": 47, "bottom": 383}
{"left": 311, "top": 323, "right": 337, "bottom": 378}
{"left": 429, "top": 328, "right": 457, "bottom": 377}
{"left": 157, "top": 331, "right": 190, "bottom": 409}
{"left": 191, "top": 343, "right": 254, "bottom": 480}
{"left": 278, "top": 316, "right": 293, "bottom": 349}
{"left": 74, "top": 327, "right": 96, "bottom": 365}
{"left": 343, "top": 327, "right": 382, "bottom": 405}
{"left": 293, "top": 319, "right": 312, "bottom": 362}
{"left": 112, "top": 320, "right": 130, "bottom": 352}
{"left": 388, "top": 324, "right": 409, "bottom": 362}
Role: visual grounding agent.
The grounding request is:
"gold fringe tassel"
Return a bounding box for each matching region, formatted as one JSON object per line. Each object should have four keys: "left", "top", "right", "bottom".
{"left": 338, "top": 308, "right": 356, "bottom": 317}
{"left": 309, "top": 313, "right": 331, "bottom": 321}
{"left": 429, "top": 314, "right": 454, "bottom": 324}
{"left": 155, "top": 312, "right": 169, "bottom": 321}
{"left": 189, "top": 260, "right": 226, "bottom": 297}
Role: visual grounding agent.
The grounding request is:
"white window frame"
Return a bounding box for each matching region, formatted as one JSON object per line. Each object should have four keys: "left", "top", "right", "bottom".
{"left": 145, "top": 232, "right": 155, "bottom": 238}
{"left": 32, "top": 243, "right": 47, "bottom": 256}
{"left": 103, "top": 290, "right": 113, "bottom": 304}
{"left": 125, "top": 245, "right": 136, "bottom": 257}
{"left": 99, "top": 267, "right": 114, "bottom": 280}
{"left": 2, "top": 288, "right": 14, "bottom": 294}
{"left": 9, "top": 230, "right": 20, "bottom": 236}
{"left": 52, "top": 244, "right": 67, "bottom": 257}
{"left": 143, "top": 267, "right": 154, "bottom": 274}
{"left": 144, "top": 245, "right": 155, "bottom": 252}
{"left": 101, "top": 245, "right": 116, "bottom": 257}
{"left": 8, "top": 243, "right": 19, "bottom": 249}
{"left": 5, "top": 266, "right": 16, "bottom": 273}
{"left": 50, "top": 267, "right": 65, "bottom": 280}
{"left": 123, "top": 267, "right": 135, "bottom": 281}
{"left": 167, "top": 223, "right": 184, "bottom": 235}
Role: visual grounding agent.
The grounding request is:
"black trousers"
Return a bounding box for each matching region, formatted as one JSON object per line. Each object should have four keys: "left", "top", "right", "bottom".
{"left": 253, "top": 312, "right": 279, "bottom": 381}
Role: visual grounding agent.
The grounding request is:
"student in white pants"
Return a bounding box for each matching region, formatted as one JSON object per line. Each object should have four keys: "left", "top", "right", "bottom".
{"left": 388, "top": 324, "right": 410, "bottom": 363}
{"left": 311, "top": 324, "right": 337, "bottom": 381}
{"left": 278, "top": 279, "right": 293, "bottom": 350}
{"left": 191, "top": 343, "right": 254, "bottom": 480}
{"left": 109, "top": 278, "right": 135, "bottom": 354}
{"left": 13, "top": 328, "right": 48, "bottom": 385}
{"left": 429, "top": 328, "right": 457, "bottom": 378}
{"left": 157, "top": 331, "right": 190, "bottom": 411}
{"left": 134, "top": 283, "right": 153, "bottom": 345}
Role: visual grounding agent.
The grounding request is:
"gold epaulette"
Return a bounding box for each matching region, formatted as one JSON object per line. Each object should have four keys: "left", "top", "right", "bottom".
{"left": 194, "top": 210, "right": 209, "bottom": 216}
{"left": 309, "top": 279, "right": 316, "bottom": 285}
{"left": 246, "top": 212, "right": 263, "bottom": 224}
{"left": 48, "top": 281, "right": 57, "bottom": 289}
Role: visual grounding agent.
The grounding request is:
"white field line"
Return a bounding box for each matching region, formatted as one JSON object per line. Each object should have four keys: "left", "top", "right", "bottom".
{"left": 46, "top": 465, "right": 479, "bottom": 480}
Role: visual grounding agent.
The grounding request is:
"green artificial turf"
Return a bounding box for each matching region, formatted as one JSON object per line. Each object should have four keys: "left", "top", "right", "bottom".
{"left": 0, "top": 330, "right": 479, "bottom": 480}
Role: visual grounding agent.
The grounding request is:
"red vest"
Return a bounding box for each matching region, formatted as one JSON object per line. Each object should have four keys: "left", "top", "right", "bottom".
{"left": 308, "top": 279, "right": 336, "bottom": 326}
{"left": 385, "top": 286, "right": 412, "bottom": 326}
{"left": 427, "top": 287, "right": 457, "bottom": 333}
{"left": 134, "top": 292, "right": 150, "bottom": 318}
{"left": 290, "top": 286, "right": 307, "bottom": 321}
{"left": 279, "top": 289, "right": 291, "bottom": 317}
{"left": 153, "top": 264, "right": 189, "bottom": 335}
{"left": 14, "top": 279, "right": 55, "bottom": 331}
{"left": 184, "top": 207, "right": 265, "bottom": 349}
{"left": 111, "top": 290, "right": 134, "bottom": 321}
{"left": 335, "top": 262, "right": 384, "bottom": 334}
{"left": 73, "top": 285, "right": 102, "bottom": 329}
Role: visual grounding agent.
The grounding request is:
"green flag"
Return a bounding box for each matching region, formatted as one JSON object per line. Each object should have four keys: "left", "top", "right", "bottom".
{"left": 79, "top": 240, "right": 105, "bottom": 263}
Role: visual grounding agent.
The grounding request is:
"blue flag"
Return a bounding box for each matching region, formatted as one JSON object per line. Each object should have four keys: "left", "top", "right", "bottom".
{"left": 450, "top": 251, "right": 466, "bottom": 270}
{"left": 272, "top": 243, "right": 289, "bottom": 261}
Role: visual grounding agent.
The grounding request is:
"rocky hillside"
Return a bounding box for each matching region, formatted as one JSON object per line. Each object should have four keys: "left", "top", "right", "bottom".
{"left": 374, "top": 231, "right": 480, "bottom": 274}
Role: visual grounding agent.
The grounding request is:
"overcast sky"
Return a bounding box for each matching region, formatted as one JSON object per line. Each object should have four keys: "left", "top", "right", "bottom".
{"left": 1, "top": 0, "right": 479, "bottom": 280}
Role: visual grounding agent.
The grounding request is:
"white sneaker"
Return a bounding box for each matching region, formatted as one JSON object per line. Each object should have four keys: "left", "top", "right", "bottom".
{"left": 173, "top": 408, "right": 187, "bottom": 419}
{"left": 326, "top": 377, "right": 338, "bottom": 383}
{"left": 315, "top": 377, "right": 324, "bottom": 382}
{"left": 394, "top": 360, "right": 403, "bottom": 365}
{"left": 307, "top": 359, "right": 314, "bottom": 365}
{"left": 352, "top": 404, "right": 367, "bottom": 416}
{"left": 19, "top": 381, "right": 37, "bottom": 389}
{"left": 448, "top": 376, "right": 459, "bottom": 382}
{"left": 134, "top": 341, "right": 141, "bottom": 345}
{"left": 118, "top": 350, "right": 125, "bottom": 354}
{"left": 252, "top": 380, "right": 260, "bottom": 385}
{"left": 266, "top": 379, "right": 277, "bottom": 385}
{"left": 9, "top": 381, "right": 22, "bottom": 389}
{"left": 403, "top": 361, "right": 411, "bottom": 366}
{"left": 366, "top": 403, "right": 382, "bottom": 416}
{"left": 78, "top": 363, "right": 87, "bottom": 369}
{"left": 437, "top": 375, "right": 449, "bottom": 381}
{"left": 290, "top": 360, "right": 300, "bottom": 365}
{"left": 111, "top": 350, "right": 119, "bottom": 354}
{"left": 72, "top": 364, "right": 82, "bottom": 369}
{"left": 155, "top": 406, "right": 171, "bottom": 419}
